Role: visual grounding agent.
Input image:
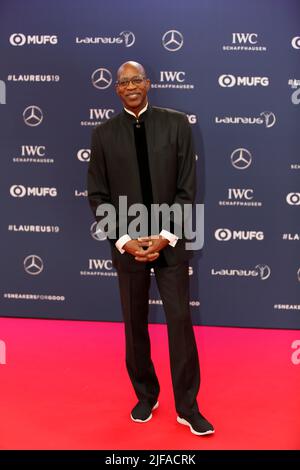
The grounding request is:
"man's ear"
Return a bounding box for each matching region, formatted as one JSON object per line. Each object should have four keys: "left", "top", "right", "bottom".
{"left": 145, "top": 79, "right": 151, "bottom": 91}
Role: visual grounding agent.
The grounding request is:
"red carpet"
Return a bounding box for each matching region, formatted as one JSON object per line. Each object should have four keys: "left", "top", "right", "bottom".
{"left": 0, "top": 317, "right": 299, "bottom": 450}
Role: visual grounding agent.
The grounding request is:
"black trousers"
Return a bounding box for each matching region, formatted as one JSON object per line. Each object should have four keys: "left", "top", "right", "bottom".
{"left": 117, "top": 261, "right": 200, "bottom": 418}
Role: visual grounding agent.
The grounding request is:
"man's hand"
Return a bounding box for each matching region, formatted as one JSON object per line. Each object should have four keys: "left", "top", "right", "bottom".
{"left": 123, "top": 239, "right": 160, "bottom": 263}
{"left": 135, "top": 235, "right": 169, "bottom": 262}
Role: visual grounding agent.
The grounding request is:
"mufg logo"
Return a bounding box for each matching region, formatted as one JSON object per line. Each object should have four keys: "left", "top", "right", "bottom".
{"left": 0, "top": 340, "right": 6, "bottom": 365}
{"left": 0, "top": 79, "right": 6, "bottom": 104}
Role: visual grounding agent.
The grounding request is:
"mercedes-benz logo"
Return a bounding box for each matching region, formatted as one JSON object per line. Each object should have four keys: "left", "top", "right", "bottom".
{"left": 91, "top": 222, "right": 107, "bottom": 241}
{"left": 260, "top": 111, "right": 276, "bottom": 128}
{"left": 91, "top": 68, "right": 112, "bottom": 89}
{"left": 162, "top": 30, "right": 184, "bottom": 52}
{"left": 231, "top": 148, "right": 252, "bottom": 170}
{"left": 90, "top": 221, "right": 107, "bottom": 241}
{"left": 24, "top": 255, "right": 44, "bottom": 275}
{"left": 291, "top": 36, "right": 300, "bottom": 49}
{"left": 23, "top": 105, "right": 43, "bottom": 126}
{"left": 119, "top": 31, "right": 135, "bottom": 47}
{"left": 255, "top": 264, "right": 271, "bottom": 280}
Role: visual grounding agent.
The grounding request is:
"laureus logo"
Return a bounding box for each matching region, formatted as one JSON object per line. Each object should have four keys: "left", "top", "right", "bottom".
{"left": 255, "top": 264, "right": 271, "bottom": 280}
{"left": 260, "top": 111, "right": 276, "bottom": 128}
{"left": 119, "top": 31, "right": 135, "bottom": 47}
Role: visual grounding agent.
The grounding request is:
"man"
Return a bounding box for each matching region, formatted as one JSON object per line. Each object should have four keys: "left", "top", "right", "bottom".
{"left": 87, "top": 61, "right": 214, "bottom": 436}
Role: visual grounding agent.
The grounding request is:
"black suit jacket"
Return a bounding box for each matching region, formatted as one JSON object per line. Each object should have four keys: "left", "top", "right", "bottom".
{"left": 87, "top": 106, "right": 196, "bottom": 271}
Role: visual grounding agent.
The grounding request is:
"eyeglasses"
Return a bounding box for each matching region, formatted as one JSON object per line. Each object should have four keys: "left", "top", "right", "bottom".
{"left": 116, "top": 76, "right": 146, "bottom": 88}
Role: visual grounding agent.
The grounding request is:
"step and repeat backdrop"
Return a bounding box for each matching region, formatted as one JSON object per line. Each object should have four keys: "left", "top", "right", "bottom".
{"left": 0, "top": 0, "right": 299, "bottom": 328}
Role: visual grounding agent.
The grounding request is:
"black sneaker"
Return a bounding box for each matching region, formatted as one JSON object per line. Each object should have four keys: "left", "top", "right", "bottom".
{"left": 130, "top": 401, "right": 159, "bottom": 423}
{"left": 177, "top": 412, "right": 215, "bottom": 436}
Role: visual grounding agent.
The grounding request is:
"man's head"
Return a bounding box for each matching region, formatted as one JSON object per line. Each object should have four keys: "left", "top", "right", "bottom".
{"left": 115, "top": 61, "right": 150, "bottom": 115}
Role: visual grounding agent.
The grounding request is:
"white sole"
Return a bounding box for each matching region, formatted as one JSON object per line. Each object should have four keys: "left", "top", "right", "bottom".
{"left": 130, "top": 401, "right": 159, "bottom": 423}
{"left": 177, "top": 416, "right": 215, "bottom": 436}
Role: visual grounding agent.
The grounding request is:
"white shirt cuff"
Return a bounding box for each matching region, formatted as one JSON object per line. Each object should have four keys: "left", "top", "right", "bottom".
{"left": 160, "top": 230, "right": 178, "bottom": 247}
{"left": 115, "top": 234, "right": 132, "bottom": 254}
